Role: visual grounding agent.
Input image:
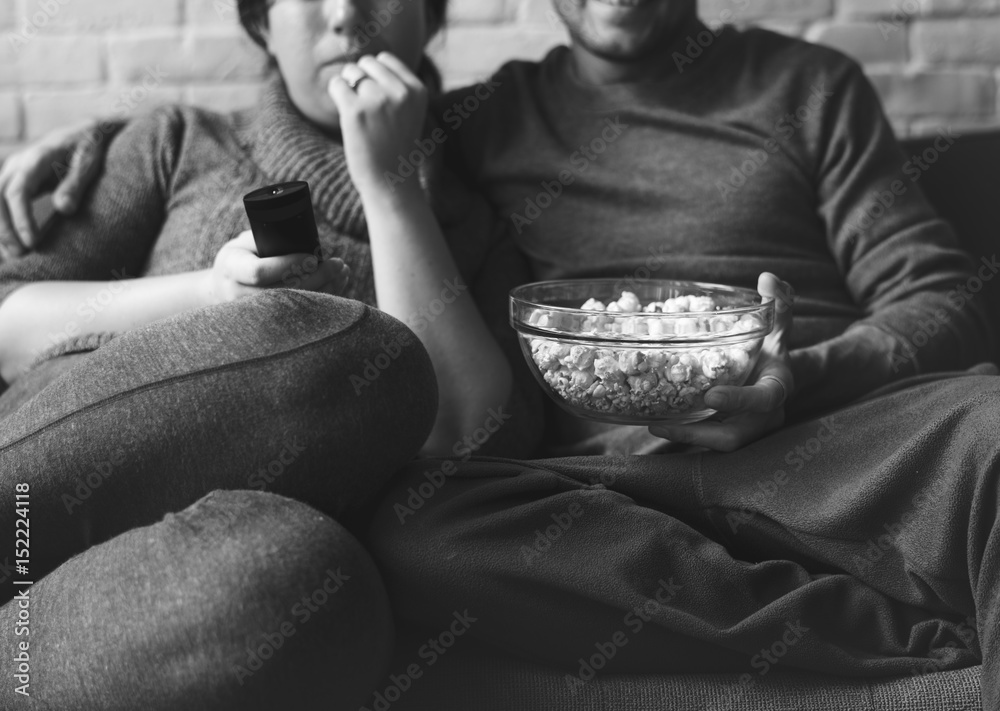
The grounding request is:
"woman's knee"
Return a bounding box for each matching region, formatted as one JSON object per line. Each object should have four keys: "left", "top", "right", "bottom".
{"left": 224, "top": 290, "right": 439, "bottom": 470}
{"left": 198, "top": 491, "right": 395, "bottom": 711}
{"left": 69, "top": 491, "right": 394, "bottom": 711}
{"left": 3, "top": 490, "right": 394, "bottom": 711}
{"left": 232, "top": 291, "right": 438, "bottom": 511}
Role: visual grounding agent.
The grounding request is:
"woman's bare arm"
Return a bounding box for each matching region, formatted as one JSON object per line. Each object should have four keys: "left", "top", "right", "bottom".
{"left": 0, "top": 235, "right": 349, "bottom": 385}
{"left": 331, "top": 53, "right": 513, "bottom": 455}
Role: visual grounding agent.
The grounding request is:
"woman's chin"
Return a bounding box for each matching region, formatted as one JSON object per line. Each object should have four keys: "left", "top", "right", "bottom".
{"left": 289, "top": 94, "right": 342, "bottom": 135}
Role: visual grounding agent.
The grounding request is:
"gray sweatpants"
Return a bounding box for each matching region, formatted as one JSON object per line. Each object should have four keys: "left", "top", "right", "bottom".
{"left": 368, "top": 368, "right": 1000, "bottom": 708}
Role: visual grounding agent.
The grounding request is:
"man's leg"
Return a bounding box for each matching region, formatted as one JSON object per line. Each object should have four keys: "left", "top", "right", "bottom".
{"left": 1, "top": 489, "right": 394, "bottom": 711}
{"left": 368, "top": 373, "right": 998, "bottom": 698}
{"left": 0, "top": 290, "right": 437, "bottom": 582}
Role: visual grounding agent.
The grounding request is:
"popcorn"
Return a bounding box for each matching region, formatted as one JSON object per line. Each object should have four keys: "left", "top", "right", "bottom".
{"left": 525, "top": 290, "right": 764, "bottom": 419}
{"left": 571, "top": 370, "right": 597, "bottom": 390}
{"left": 564, "top": 345, "right": 597, "bottom": 370}
{"left": 688, "top": 295, "right": 715, "bottom": 313}
{"left": 618, "top": 350, "right": 645, "bottom": 375}
{"left": 699, "top": 348, "right": 728, "bottom": 379}
{"left": 667, "top": 362, "right": 692, "bottom": 384}
{"left": 616, "top": 291, "right": 642, "bottom": 312}
{"left": 525, "top": 295, "right": 762, "bottom": 340}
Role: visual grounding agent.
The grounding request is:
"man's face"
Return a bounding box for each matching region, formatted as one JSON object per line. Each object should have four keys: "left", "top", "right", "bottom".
{"left": 551, "top": 0, "right": 698, "bottom": 63}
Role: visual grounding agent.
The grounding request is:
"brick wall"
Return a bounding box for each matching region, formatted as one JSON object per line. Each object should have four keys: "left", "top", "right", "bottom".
{"left": 1, "top": 0, "right": 999, "bottom": 158}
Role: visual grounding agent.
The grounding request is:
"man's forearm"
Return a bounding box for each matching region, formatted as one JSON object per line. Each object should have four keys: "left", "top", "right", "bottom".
{"left": 0, "top": 271, "right": 209, "bottom": 383}
{"left": 788, "top": 324, "right": 899, "bottom": 420}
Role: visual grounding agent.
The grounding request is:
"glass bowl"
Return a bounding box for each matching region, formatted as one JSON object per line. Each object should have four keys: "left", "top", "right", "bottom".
{"left": 509, "top": 279, "right": 774, "bottom": 425}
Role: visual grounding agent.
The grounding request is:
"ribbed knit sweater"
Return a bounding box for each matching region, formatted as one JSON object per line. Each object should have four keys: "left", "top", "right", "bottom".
{"left": 0, "top": 76, "right": 544, "bottom": 457}
{"left": 437, "top": 25, "right": 997, "bottom": 453}
{"left": 0, "top": 78, "right": 376, "bottom": 310}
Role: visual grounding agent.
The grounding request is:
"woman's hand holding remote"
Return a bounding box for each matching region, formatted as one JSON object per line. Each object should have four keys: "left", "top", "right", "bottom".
{"left": 202, "top": 231, "right": 350, "bottom": 306}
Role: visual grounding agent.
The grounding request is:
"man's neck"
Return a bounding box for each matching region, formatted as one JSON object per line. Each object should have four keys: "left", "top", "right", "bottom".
{"left": 568, "top": 13, "right": 706, "bottom": 86}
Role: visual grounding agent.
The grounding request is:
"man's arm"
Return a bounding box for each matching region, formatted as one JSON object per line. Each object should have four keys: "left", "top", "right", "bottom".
{"left": 0, "top": 112, "right": 173, "bottom": 382}
{"left": 789, "top": 61, "right": 996, "bottom": 420}
{"left": 0, "top": 119, "right": 125, "bottom": 259}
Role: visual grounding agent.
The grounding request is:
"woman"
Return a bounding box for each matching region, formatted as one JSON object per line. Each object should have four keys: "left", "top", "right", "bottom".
{"left": 0, "top": 1, "right": 538, "bottom": 709}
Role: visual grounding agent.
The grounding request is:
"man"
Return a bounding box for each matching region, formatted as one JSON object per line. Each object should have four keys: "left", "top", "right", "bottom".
{"left": 4, "top": 0, "right": 1000, "bottom": 706}
{"left": 370, "top": 2, "right": 1000, "bottom": 707}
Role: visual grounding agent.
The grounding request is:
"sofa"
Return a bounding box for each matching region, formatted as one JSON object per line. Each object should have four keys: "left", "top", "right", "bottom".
{"left": 379, "top": 129, "right": 1000, "bottom": 710}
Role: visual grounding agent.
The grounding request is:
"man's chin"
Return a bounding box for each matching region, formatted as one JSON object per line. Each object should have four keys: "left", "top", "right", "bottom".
{"left": 572, "top": 30, "right": 666, "bottom": 64}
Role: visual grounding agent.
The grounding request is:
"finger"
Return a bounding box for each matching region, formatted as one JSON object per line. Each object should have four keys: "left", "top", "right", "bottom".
{"left": 328, "top": 76, "right": 361, "bottom": 113}
{"left": 758, "top": 271, "right": 794, "bottom": 339}
{"left": 293, "top": 260, "right": 349, "bottom": 294}
{"left": 706, "top": 332, "right": 794, "bottom": 413}
{"left": 53, "top": 139, "right": 102, "bottom": 214}
{"left": 649, "top": 418, "right": 758, "bottom": 453}
{"left": 231, "top": 229, "right": 258, "bottom": 252}
{"left": 374, "top": 52, "right": 425, "bottom": 92}
{"left": 356, "top": 55, "right": 409, "bottom": 100}
{"left": 3, "top": 174, "right": 40, "bottom": 251}
{"left": 220, "top": 237, "right": 325, "bottom": 287}
{"left": 322, "top": 264, "right": 351, "bottom": 296}
{"left": 0, "top": 183, "right": 26, "bottom": 260}
{"left": 277, "top": 257, "right": 344, "bottom": 291}
{"left": 705, "top": 372, "right": 787, "bottom": 414}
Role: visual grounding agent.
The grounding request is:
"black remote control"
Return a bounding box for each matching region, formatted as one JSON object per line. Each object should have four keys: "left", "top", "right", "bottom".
{"left": 243, "top": 181, "right": 322, "bottom": 260}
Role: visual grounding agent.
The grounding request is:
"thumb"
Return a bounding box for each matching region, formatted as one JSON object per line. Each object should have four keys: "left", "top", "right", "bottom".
{"left": 296, "top": 258, "right": 349, "bottom": 293}
{"left": 757, "top": 272, "right": 793, "bottom": 345}
{"left": 53, "top": 141, "right": 102, "bottom": 214}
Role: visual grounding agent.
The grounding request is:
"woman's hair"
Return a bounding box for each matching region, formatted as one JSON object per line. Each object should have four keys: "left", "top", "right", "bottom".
{"left": 239, "top": 0, "right": 449, "bottom": 50}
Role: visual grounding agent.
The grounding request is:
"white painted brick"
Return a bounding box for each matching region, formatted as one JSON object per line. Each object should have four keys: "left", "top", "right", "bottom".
{"left": 24, "top": 0, "right": 181, "bottom": 32}
{"left": 909, "top": 115, "right": 1000, "bottom": 135}
{"left": 912, "top": 18, "right": 1000, "bottom": 62}
{"left": 0, "top": 92, "right": 21, "bottom": 141}
{"left": 15, "top": 34, "right": 103, "bottom": 85}
{"left": 0, "top": 0, "right": 997, "bottom": 146}
{"left": 518, "top": 0, "right": 561, "bottom": 26}
{"left": 838, "top": 0, "right": 922, "bottom": 17}
{"left": 749, "top": 18, "right": 807, "bottom": 36}
{"left": 23, "top": 86, "right": 183, "bottom": 138}
{"left": 890, "top": 117, "right": 911, "bottom": 138}
{"left": 450, "top": 0, "right": 512, "bottom": 24}
{"left": 0, "top": 143, "right": 27, "bottom": 164}
{"left": 731, "top": 0, "right": 833, "bottom": 20}
{"left": 869, "top": 68, "right": 997, "bottom": 116}
{"left": 0, "top": 2, "right": 15, "bottom": 28}
{"left": 107, "top": 28, "right": 268, "bottom": 84}
{"left": 806, "top": 20, "right": 908, "bottom": 62}
{"left": 432, "top": 26, "right": 567, "bottom": 83}
{"left": 0, "top": 49, "right": 17, "bottom": 86}
{"left": 185, "top": 0, "right": 241, "bottom": 27}
{"left": 921, "top": 0, "right": 1000, "bottom": 15}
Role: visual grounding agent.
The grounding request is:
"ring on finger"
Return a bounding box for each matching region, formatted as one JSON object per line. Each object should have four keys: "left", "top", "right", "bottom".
{"left": 341, "top": 64, "right": 370, "bottom": 91}
{"left": 758, "top": 375, "right": 788, "bottom": 405}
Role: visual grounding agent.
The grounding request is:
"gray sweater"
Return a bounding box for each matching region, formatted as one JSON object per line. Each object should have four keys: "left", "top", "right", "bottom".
{"left": 0, "top": 77, "right": 544, "bottom": 458}
{"left": 437, "top": 25, "right": 996, "bottom": 453}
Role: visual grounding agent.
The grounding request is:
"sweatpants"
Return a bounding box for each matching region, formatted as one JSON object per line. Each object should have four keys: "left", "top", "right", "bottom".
{"left": 0, "top": 290, "right": 437, "bottom": 709}
{"left": 368, "top": 369, "right": 1000, "bottom": 708}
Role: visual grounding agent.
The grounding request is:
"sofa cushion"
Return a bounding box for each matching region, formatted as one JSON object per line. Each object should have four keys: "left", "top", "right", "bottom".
{"left": 899, "top": 130, "right": 1000, "bottom": 361}
{"left": 379, "top": 627, "right": 980, "bottom": 710}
